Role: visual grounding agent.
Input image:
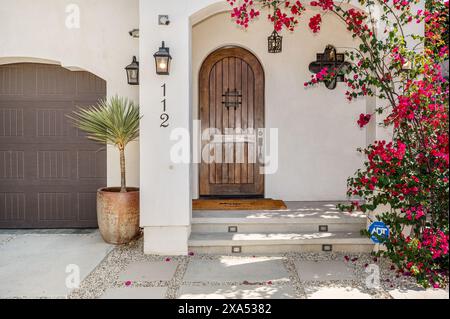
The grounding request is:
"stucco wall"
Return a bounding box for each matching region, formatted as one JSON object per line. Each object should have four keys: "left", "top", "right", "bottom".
{"left": 0, "top": 0, "right": 140, "bottom": 188}
{"left": 191, "top": 10, "right": 367, "bottom": 201}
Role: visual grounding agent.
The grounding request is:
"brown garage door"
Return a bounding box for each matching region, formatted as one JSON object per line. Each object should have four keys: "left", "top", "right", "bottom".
{"left": 0, "top": 63, "right": 106, "bottom": 228}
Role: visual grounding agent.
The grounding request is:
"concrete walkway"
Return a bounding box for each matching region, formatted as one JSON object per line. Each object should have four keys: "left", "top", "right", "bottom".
{"left": 0, "top": 230, "right": 113, "bottom": 298}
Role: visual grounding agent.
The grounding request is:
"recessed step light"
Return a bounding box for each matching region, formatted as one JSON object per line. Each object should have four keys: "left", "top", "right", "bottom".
{"left": 232, "top": 246, "right": 242, "bottom": 253}
{"left": 319, "top": 225, "right": 329, "bottom": 232}
{"left": 322, "top": 244, "right": 333, "bottom": 252}
{"left": 228, "top": 226, "right": 238, "bottom": 233}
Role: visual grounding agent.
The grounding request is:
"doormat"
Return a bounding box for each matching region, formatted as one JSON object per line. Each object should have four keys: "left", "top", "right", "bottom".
{"left": 192, "top": 199, "right": 287, "bottom": 210}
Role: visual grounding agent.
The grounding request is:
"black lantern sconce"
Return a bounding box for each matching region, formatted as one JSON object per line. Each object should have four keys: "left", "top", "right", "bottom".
{"left": 308, "top": 45, "right": 351, "bottom": 90}
{"left": 268, "top": 30, "right": 282, "bottom": 53}
{"left": 153, "top": 41, "right": 172, "bottom": 75}
{"left": 125, "top": 56, "right": 139, "bottom": 85}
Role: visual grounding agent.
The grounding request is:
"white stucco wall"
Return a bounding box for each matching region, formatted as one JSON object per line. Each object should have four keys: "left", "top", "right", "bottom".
{"left": 191, "top": 10, "right": 367, "bottom": 201}
{"left": 0, "top": 0, "right": 140, "bottom": 188}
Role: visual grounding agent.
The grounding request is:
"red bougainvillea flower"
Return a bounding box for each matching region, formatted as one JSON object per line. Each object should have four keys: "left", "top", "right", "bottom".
{"left": 310, "top": 0, "right": 334, "bottom": 11}
{"left": 309, "top": 14, "right": 322, "bottom": 33}
{"left": 357, "top": 113, "right": 372, "bottom": 128}
{"left": 125, "top": 280, "right": 132, "bottom": 287}
{"left": 165, "top": 257, "right": 171, "bottom": 262}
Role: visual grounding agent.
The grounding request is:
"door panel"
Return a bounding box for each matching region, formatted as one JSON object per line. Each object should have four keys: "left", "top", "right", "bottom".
{"left": 0, "top": 63, "right": 106, "bottom": 228}
{"left": 199, "top": 47, "right": 264, "bottom": 197}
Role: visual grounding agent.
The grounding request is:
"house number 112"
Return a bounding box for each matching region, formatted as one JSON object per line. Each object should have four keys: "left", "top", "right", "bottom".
{"left": 160, "top": 83, "right": 169, "bottom": 128}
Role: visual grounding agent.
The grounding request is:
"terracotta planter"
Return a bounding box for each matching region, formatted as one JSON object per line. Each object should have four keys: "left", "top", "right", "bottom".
{"left": 97, "top": 187, "right": 140, "bottom": 244}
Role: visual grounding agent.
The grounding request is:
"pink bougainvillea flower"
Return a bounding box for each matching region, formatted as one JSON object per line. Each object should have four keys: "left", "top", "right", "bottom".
{"left": 344, "top": 255, "right": 350, "bottom": 262}
{"left": 267, "top": 281, "right": 273, "bottom": 285}
{"left": 165, "top": 257, "right": 171, "bottom": 262}
{"left": 188, "top": 252, "right": 194, "bottom": 256}
{"left": 125, "top": 280, "right": 132, "bottom": 287}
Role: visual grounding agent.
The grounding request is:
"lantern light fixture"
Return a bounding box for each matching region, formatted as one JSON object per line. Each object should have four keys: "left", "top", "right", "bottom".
{"left": 153, "top": 41, "right": 172, "bottom": 75}
{"left": 268, "top": 30, "right": 282, "bottom": 53}
{"left": 125, "top": 56, "right": 139, "bottom": 85}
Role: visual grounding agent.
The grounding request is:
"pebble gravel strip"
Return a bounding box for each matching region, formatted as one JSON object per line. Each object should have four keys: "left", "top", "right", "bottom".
{"left": 69, "top": 237, "right": 448, "bottom": 299}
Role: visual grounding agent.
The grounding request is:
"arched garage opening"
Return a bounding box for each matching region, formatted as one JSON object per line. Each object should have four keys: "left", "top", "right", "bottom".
{"left": 0, "top": 63, "right": 106, "bottom": 228}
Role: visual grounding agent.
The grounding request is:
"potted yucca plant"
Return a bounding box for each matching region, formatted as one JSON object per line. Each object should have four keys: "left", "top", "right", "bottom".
{"left": 69, "top": 96, "right": 141, "bottom": 244}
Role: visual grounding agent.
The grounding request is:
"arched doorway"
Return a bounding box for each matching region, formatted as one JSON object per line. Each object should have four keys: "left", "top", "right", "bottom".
{"left": 0, "top": 63, "right": 106, "bottom": 228}
{"left": 199, "top": 46, "right": 265, "bottom": 197}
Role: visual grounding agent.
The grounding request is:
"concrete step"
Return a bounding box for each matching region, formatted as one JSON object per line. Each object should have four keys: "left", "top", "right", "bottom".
{"left": 192, "top": 208, "right": 368, "bottom": 233}
{"left": 192, "top": 221, "right": 366, "bottom": 233}
{"left": 188, "top": 231, "right": 374, "bottom": 254}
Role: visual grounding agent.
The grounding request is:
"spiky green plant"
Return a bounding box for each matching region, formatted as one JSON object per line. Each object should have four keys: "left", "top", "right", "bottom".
{"left": 68, "top": 96, "right": 141, "bottom": 192}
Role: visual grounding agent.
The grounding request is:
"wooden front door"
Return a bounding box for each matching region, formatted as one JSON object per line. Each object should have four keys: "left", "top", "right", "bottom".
{"left": 199, "top": 47, "right": 264, "bottom": 197}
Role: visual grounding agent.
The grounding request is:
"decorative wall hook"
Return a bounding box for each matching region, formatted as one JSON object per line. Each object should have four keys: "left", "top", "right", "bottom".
{"left": 308, "top": 45, "right": 351, "bottom": 89}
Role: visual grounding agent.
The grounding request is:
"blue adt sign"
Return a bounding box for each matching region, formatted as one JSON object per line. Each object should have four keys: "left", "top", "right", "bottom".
{"left": 368, "top": 221, "right": 390, "bottom": 244}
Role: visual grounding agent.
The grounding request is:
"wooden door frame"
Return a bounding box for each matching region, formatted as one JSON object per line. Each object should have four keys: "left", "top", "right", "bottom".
{"left": 198, "top": 46, "right": 265, "bottom": 198}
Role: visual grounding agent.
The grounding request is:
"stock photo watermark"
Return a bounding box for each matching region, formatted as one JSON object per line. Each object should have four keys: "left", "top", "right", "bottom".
{"left": 169, "top": 121, "right": 279, "bottom": 174}
{"left": 65, "top": 264, "right": 80, "bottom": 289}
{"left": 65, "top": 3, "right": 80, "bottom": 29}
{"left": 365, "top": 264, "right": 381, "bottom": 289}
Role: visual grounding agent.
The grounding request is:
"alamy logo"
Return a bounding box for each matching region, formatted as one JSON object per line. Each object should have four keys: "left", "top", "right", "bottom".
{"left": 365, "top": 264, "right": 380, "bottom": 289}
{"left": 170, "top": 121, "right": 279, "bottom": 174}
{"left": 65, "top": 4, "right": 80, "bottom": 29}
{"left": 65, "top": 264, "right": 80, "bottom": 289}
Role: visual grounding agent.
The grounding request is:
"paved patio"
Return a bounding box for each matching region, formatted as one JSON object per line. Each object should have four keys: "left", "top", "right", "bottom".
{"left": 69, "top": 238, "right": 448, "bottom": 300}
{"left": 1, "top": 232, "right": 448, "bottom": 299}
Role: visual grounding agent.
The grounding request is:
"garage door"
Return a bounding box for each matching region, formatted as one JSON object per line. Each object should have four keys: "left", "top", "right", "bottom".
{"left": 0, "top": 63, "right": 106, "bottom": 228}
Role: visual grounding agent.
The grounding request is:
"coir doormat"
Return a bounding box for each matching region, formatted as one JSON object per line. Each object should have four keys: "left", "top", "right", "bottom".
{"left": 192, "top": 199, "right": 287, "bottom": 210}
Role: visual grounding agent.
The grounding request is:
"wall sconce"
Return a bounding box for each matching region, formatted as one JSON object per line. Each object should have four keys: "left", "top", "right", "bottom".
{"left": 153, "top": 41, "right": 172, "bottom": 75}
{"left": 125, "top": 56, "right": 139, "bottom": 85}
{"left": 268, "top": 30, "right": 282, "bottom": 53}
{"left": 128, "top": 29, "right": 139, "bottom": 38}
